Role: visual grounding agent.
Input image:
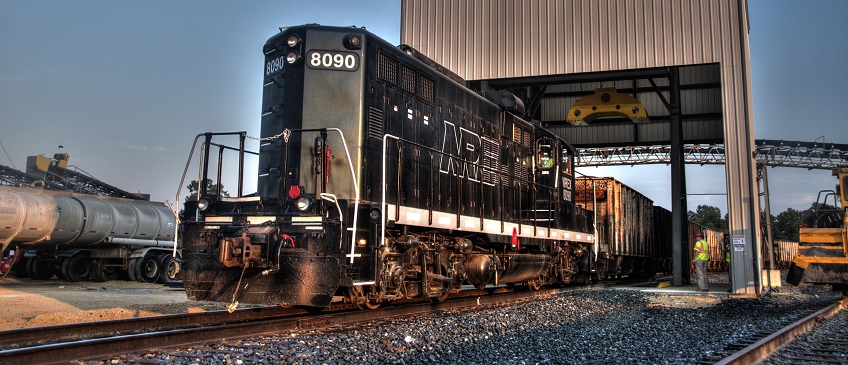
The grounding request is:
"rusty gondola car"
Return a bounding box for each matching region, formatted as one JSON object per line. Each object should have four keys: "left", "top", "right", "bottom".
{"left": 575, "top": 177, "right": 663, "bottom": 279}
{"left": 576, "top": 177, "right": 732, "bottom": 280}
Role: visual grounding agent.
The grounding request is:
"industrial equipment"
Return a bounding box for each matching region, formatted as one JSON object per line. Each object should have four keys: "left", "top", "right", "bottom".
{"left": 787, "top": 167, "right": 848, "bottom": 293}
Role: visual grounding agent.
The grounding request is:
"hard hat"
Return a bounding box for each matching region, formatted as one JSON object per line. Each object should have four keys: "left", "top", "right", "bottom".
{"left": 695, "top": 232, "right": 704, "bottom": 237}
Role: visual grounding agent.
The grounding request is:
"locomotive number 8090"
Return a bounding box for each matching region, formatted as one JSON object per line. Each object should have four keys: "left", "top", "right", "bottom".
{"left": 307, "top": 50, "right": 359, "bottom": 71}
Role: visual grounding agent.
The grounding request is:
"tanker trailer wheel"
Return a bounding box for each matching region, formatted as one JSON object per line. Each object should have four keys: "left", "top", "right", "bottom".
{"left": 157, "top": 253, "right": 179, "bottom": 283}
{"left": 90, "top": 259, "right": 120, "bottom": 282}
{"left": 26, "top": 256, "right": 57, "bottom": 280}
{"left": 61, "top": 254, "right": 92, "bottom": 282}
{"left": 135, "top": 253, "right": 161, "bottom": 283}
{"left": 126, "top": 258, "right": 139, "bottom": 282}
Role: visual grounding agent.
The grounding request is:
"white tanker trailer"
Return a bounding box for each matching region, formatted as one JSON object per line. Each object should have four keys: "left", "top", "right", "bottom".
{"left": 0, "top": 185, "right": 179, "bottom": 283}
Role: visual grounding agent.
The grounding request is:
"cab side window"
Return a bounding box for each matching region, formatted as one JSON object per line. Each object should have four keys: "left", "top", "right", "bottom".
{"left": 561, "top": 147, "right": 572, "bottom": 175}
{"left": 537, "top": 139, "right": 555, "bottom": 169}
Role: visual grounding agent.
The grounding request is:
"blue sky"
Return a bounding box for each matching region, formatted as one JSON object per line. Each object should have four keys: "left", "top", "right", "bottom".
{"left": 1, "top": 0, "right": 846, "bottom": 216}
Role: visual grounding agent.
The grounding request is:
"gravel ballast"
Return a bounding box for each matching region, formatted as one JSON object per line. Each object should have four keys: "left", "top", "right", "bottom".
{"left": 99, "top": 276, "right": 843, "bottom": 365}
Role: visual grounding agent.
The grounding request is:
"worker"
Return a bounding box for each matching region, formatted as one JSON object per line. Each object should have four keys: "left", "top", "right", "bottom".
{"left": 723, "top": 234, "right": 732, "bottom": 293}
{"left": 693, "top": 232, "right": 709, "bottom": 292}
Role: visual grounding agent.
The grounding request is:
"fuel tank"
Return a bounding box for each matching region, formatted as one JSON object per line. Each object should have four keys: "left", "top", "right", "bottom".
{"left": 0, "top": 186, "right": 176, "bottom": 251}
{"left": 498, "top": 254, "right": 550, "bottom": 284}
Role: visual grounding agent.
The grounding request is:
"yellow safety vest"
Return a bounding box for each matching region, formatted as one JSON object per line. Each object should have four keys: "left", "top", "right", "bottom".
{"left": 694, "top": 239, "right": 709, "bottom": 261}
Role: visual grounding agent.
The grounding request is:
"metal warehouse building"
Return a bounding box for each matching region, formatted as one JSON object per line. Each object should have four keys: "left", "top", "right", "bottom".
{"left": 400, "top": 0, "right": 759, "bottom": 294}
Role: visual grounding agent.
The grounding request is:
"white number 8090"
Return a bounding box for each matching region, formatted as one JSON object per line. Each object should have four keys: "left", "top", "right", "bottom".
{"left": 306, "top": 51, "right": 358, "bottom": 71}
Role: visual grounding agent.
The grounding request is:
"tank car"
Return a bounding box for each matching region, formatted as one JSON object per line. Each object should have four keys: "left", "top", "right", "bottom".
{"left": 180, "top": 25, "right": 595, "bottom": 309}
{"left": 0, "top": 185, "right": 177, "bottom": 282}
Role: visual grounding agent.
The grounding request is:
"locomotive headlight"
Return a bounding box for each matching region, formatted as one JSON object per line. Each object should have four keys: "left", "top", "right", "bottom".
{"left": 197, "top": 196, "right": 214, "bottom": 213}
{"left": 369, "top": 207, "right": 382, "bottom": 222}
{"left": 286, "top": 35, "right": 300, "bottom": 47}
{"left": 295, "top": 196, "right": 312, "bottom": 212}
{"left": 285, "top": 51, "right": 300, "bottom": 64}
{"left": 344, "top": 34, "right": 362, "bottom": 50}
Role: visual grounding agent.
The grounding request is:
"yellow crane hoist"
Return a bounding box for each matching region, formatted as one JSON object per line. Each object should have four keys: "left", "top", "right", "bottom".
{"left": 566, "top": 87, "right": 650, "bottom": 126}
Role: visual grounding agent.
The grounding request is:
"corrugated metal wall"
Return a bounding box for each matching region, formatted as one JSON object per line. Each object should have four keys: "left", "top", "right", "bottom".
{"left": 402, "top": 0, "right": 735, "bottom": 79}
{"left": 401, "top": 0, "right": 760, "bottom": 294}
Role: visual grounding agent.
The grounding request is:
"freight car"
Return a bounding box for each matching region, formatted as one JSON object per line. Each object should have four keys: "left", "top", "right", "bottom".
{"left": 0, "top": 185, "right": 178, "bottom": 282}
{"left": 180, "top": 25, "right": 596, "bottom": 309}
{"left": 575, "top": 177, "right": 663, "bottom": 279}
{"left": 763, "top": 240, "right": 798, "bottom": 269}
{"left": 575, "top": 176, "right": 733, "bottom": 280}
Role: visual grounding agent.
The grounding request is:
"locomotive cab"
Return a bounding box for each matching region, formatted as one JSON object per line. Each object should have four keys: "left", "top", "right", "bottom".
{"left": 183, "top": 26, "right": 372, "bottom": 308}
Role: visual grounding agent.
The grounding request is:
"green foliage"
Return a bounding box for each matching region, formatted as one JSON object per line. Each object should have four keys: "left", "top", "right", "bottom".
{"left": 772, "top": 208, "right": 803, "bottom": 241}
{"left": 184, "top": 179, "right": 229, "bottom": 203}
{"left": 768, "top": 202, "right": 843, "bottom": 241}
{"left": 687, "top": 205, "right": 728, "bottom": 230}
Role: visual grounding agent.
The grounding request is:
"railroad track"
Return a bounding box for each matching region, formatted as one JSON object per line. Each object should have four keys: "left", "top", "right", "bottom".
{"left": 0, "top": 287, "right": 558, "bottom": 365}
{"left": 706, "top": 297, "right": 848, "bottom": 365}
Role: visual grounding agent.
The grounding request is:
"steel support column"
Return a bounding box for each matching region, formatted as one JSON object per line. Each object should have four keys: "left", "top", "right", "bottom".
{"left": 669, "top": 68, "right": 688, "bottom": 286}
{"left": 725, "top": 0, "right": 760, "bottom": 296}
{"left": 759, "top": 163, "right": 778, "bottom": 289}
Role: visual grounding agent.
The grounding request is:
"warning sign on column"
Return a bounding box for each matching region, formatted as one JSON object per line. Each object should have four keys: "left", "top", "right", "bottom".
{"left": 732, "top": 235, "right": 745, "bottom": 252}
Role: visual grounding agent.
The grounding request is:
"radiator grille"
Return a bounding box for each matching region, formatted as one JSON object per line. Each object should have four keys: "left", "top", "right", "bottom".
{"left": 400, "top": 65, "right": 416, "bottom": 94}
{"left": 419, "top": 76, "right": 435, "bottom": 103}
{"left": 513, "top": 125, "right": 531, "bottom": 148}
{"left": 378, "top": 52, "right": 398, "bottom": 85}
{"left": 482, "top": 137, "right": 499, "bottom": 184}
{"left": 378, "top": 51, "right": 435, "bottom": 104}
{"left": 368, "top": 106, "right": 384, "bottom": 139}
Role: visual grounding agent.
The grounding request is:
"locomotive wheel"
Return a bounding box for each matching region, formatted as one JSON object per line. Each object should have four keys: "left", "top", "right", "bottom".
{"left": 527, "top": 279, "right": 542, "bottom": 291}
{"left": 136, "top": 253, "right": 161, "bottom": 283}
{"left": 362, "top": 298, "right": 382, "bottom": 310}
{"left": 90, "top": 259, "right": 120, "bottom": 282}
{"left": 157, "top": 253, "right": 179, "bottom": 283}
{"left": 430, "top": 291, "right": 449, "bottom": 303}
{"left": 26, "top": 256, "right": 56, "bottom": 280}
{"left": 127, "top": 258, "right": 139, "bottom": 282}
{"left": 61, "top": 255, "right": 91, "bottom": 282}
{"left": 593, "top": 267, "right": 606, "bottom": 283}
{"left": 350, "top": 286, "right": 382, "bottom": 310}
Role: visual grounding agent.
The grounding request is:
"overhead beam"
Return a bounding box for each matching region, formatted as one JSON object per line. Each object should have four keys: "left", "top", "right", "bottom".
{"left": 486, "top": 68, "right": 670, "bottom": 88}
{"left": 574, "top": 140, "right": 848, "bottom": 169}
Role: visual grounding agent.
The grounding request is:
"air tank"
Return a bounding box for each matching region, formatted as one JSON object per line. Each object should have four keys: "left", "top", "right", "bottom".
{"left": 0, "top": 186, "right": 176, "bottom": 251}
{"left": 497, "top": 254, "right": 551, "bottom": 284}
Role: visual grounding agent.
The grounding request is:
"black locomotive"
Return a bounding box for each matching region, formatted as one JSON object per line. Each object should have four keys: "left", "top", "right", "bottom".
{"left": 181, "top": 25, "right": 594, "bottom": 309}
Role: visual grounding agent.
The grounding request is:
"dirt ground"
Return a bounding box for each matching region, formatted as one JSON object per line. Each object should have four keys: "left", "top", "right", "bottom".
{"left": 0, "top": 277, "right": 232, "bottom": 330}
{"left": 0, "top": 272, "right": 738, "bottom": 331}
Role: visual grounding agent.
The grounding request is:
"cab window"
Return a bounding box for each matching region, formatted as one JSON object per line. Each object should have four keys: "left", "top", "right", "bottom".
{"left": 536, "top": 139, "right": 555, "bottom": 169}
{"left": 561, "top": 147, "right": 573, "bottom": 174}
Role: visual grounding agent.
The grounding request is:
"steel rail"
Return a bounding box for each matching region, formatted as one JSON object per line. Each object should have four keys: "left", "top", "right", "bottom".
{"left": 0, "top": 305, "right": 306, "bottom": 350}
{"left": 714, "top": 297, "right": 848, "bottom": 365}
{"left": 0, "top": 288, "right": 558, "bottom": 365}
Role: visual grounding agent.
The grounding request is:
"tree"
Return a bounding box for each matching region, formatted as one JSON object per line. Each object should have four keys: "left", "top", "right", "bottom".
{"left": 772, "top": 208, "right": 804, "bottom": 241}
{"left": 687, "top": 205, "right": 728, "bottom": 230}
{"left": 184, "top": 179, "right": 229, "bottom": 203}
